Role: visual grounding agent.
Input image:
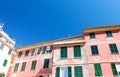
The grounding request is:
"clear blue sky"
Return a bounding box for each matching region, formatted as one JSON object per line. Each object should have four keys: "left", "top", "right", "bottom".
{"left": 0, "top": 0, "right": 120, "bottom": 47}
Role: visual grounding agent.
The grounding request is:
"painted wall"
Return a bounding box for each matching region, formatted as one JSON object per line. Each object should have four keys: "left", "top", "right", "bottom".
{"left": 52, "top": 45, "right": 90, "bottom": 77}
{"left": 84, "top": 30, "right": 120, "bottom": 77}
{"left": 10, "top": 48, "right": 52, "bottom": 77}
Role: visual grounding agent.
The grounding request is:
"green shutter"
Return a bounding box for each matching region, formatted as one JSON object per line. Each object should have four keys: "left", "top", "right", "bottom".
{"left": 43, "top": 47, "right": 46, "bottom": 53}
{"left": 74, "top": 46, "right": 81, "bottom": 58}
{"left": 60, "top": 47, "right": 67, "bottom": 58}
{"left": 74, "top": 66, "right": 83, "bottom": 77}
{"left": 3, "top": 59, "right": 8, "bottom": 67}
{"left": 37, "top": 48, "right": 41, "bottom": 54}
{"left": 106, "top": 31, "right": 112, "bottom": 37}
{"left": 31, "top": 49, "right": 35, "bottom": 56}
{"left": 31, "top": 60, "right": 37, "bottom": 70}
{"left": 91, "top": 45, "right": 99, "bottom": 55}
{"left": 14, "top": 63, "right": 19, "bottom": 72}
{"left": 43, "top": 59, "right": 49, "bottom": 68}
{"left": 94, "top": 64, "right": 103, "bottom": 76}
{"left": 68, "top": 67, "right": 72, "bottom": 77}
{"left": 109, "top": 44, "right": 119, "bottom": 54}
{"left": 18, "top": 52, "right": 22, "bottom": 58}
{"left": 21, "top": 62, "right": 26, "bottom": 71}
{"left": 56, "top": 67, "right": 60, "bottom": 77}
{"left": 89, "top": 32, "right": 95, "bottom": 39}
{"left": 111, "top": 63, "right": 118, "bottom": 76}
{"left": 25, "top": 50, "right": 29, "bottom": 56}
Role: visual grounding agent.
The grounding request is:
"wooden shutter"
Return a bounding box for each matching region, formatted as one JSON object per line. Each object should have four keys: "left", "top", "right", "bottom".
{"left": 21, "top": 62, "right": 26, "bottom": 71}
{"left": 94, "top": 64, "right": 103, "bottom": 76}
{"left": 74, "top": 46, "right": 81, "bottom": 58}
{"left": 74, "top": 66, "right": 83, "bottom": 77}
{"left": 68, "top": 67, "right": 72, "bottom": 77}
{"left": 25, "top": 50, "right": 29, "bottom": 56}
{"left": 111, "top": 63, "right": 118, "bottom": 76}
{"left": 109, "top": 44, "right": 119, "bottom": 54}
{"left": 3, "top": 59, "right": 8, "bottom": 67}
{"left": 43, "top": 59, "right": 49, "bottom": 68}
{"left": 61, "top": 47, "right": 67, "bottom": 58}
{"left": 89, "top": 32, "right": 95, "bottom": 39}
{"left": 91, "top": 45, "right": 99, "bottom": 55}
{"left": 56, "top": 67, "right": 60, "bottom": 77}
{"left": 106, "top": 31, "right": 112, "bottom": 37}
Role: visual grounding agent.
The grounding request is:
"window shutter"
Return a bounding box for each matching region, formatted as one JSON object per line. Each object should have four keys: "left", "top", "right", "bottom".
{"left": 3, "top": 59, "right": 8, "bottom": 67}
{"left": 43, "top": 59, "right": 49, "bottom": 68}
{"left": 25, "top": 50, "right": 29, "bottom": 56}
{"left": 56, "top": 67, "right": 60, "bottom": 77}
{"left": 68, "top": 67, "right": 72, "bottom": 77}
{"left": 14, "top": 63, "right": 19, "bottom": 72}
{"left": 74, "top": 46, "right": 81, "bottom": 58}
{"left": 61, "top": 47, "right": 67, "bottom": 58}
{"left": 43, "top": 46, "right": 46, "bottom": 53}
{"left": 18, "top": 52, "right": 22, "bottom": 58}
{"left": 21, "top": 62, "right": 26, "bottom": 71}
{"left": 89, "top": 32, "right": 95, "bottom": 39}
{"left": 37, "top": 48, "right": 41, "bottom": 54}
{"left": 109, "top": 44, "right": 119, "bottom": 54}
{"left": 91, "top": 45, "right": 99, "bottom": 55}
{"left": 94, "top": 64, "right": 103, "bottom": 76}
{"left": 106, "top": 31, "right": 112, "bottom": 37}
{"left": 74, "top": 66, "right": 83, "bottom": 77}
{"left": 111, "top": 63, "right": 118, "bottom": 76}
{"left": 31, "top": 60, "right": 37, "bottom": 70}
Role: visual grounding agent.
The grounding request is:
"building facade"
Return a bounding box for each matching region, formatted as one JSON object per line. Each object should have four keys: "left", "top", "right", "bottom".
{"left": 9, "top": 25, "right": 120, "bottom": 77}
{"left": 0, "top": 25, "right": 16, "bottom": 77}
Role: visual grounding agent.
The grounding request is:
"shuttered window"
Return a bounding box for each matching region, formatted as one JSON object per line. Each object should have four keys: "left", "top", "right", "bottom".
{"left": 106, "top": 31, "right": 112, "bottom": 37}
{"left": 111, "top": 63, "right": 118, "bottom": 76}
{"left": 60, "top": 47, "right": 67, "bottom": 59}
{"left": 43, "top": 59, "right": 49, "bottom": 68}
{"left": 74, "top": 46, "right": 81, "bottom": 58}
{"left": 56, "top": 67, "right": 60, "bottom": 77}
{"left": 18, "top": 52, "right": 22, "bottom": 58}
{"left": 21, "top": 62, "right": 27, "bottom": 71}
{"left": 3, "top": 59, "right": 8, "bottom": 67}
{"left": 31, "top": 60, "right": 37, "bottom": 70}
{"left": 91, "top": 45, "right": 99, "bottom": 55}
{"left": 109, "top": 44, "right": 119, "bottom": 54}
{"left": 8, "top": 49, "right": 12, "bottom": 55}
{"left": 14, "top": 63, "right": 19, "bottom": 72}
{"left": 74, "top": 66, "right": 83, "bottom": 77}
{"left": 68, "top": 67, "right": 72, "bottom": 77}
{"left": 89, "top": 32, "right": 95, "bottom": 39}
{"left": 94, "top": 64, "right": 103, "bottom": 76}
{"left": 25, "top": 50, "right": 29, "bottom": 56}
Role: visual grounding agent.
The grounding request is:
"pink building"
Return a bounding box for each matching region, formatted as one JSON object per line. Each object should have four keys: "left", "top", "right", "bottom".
{"left": 9, "top": 25, "right": 120, "bottom": 77}
{"left": 84, "top": 26, "right": 120, "bottom": 77}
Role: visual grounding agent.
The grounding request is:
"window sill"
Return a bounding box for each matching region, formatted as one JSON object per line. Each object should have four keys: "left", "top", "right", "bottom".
{"left": 92, "top": 54, "right": 99, "bottom": 56}
{"left": 111, "top": 53, "right": 119, "bottom": 55}
{"left": 60, "top": 58, "right": 67, "bottom": 60}
{"left": 74, "top": 57, "right": 81, "bottom": 59}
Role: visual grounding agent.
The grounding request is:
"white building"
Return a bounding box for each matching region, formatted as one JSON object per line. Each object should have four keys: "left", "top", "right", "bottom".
{"left": 0, "top": 24, "right": 16, "bottom": 77}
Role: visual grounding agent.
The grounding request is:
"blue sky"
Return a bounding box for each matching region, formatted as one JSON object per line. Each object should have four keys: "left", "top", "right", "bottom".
{"left": 0, "top": 0, "right": 120, "bottom": 47}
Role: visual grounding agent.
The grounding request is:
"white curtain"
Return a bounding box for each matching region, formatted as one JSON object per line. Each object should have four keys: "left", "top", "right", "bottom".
{"left": 60, "top": 67, "right": 68, "bottom": 77}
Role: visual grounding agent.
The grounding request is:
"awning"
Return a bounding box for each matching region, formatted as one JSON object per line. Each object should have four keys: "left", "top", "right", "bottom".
{"left": 37, "top": 68, "right": 52, "bottom": 75}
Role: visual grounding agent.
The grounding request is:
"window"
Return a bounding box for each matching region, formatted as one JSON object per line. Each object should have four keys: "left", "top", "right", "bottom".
{"left": 43, "top": 46, "right": 52, "bottom": 54}
{"left": 91, "top": 45, "right": 99, "bottom": 55}
{"left": 8, "top": 49, "right": 12, "bottom": 55}
{"left": 106, "top": 31, "right": 112, "bottom": 37}
{"left": 74, "top": 66, "right": 83, "bottom": 77}
{"left": 31, "top": 60, "right": 37, "bottom": 70}
{"left": 0, "top": 34, "right": 2, "bottom": 38}
{"left": 94, "top": 64, "right": 103, "bottom": 76}
{"left": 3, "top": 59, "right": 8, "bottom": 67}
{"left": 21, "top": 62, "right": 27, "bottom": 71}
{"left": 111, "top": 63, "right": 118, "bottom": 76}
{"left": 89, "top": 32, "right": 95, "bottom": 39}
{"left": 32, "top": 48, "right": 41, "bottom": 56}
{"left": 43, "top": 59, "right": 49, "bottom": 68}
{"left": 25, "top": 50, "right": 29, "bottom": 56}
{"left": 56, "top": 67, "right": 72, "bottom": 77}
{"left": 0, "top": 43, "right": 4, "bottom": 50}
{"left": 18, "top": 52, "right": 22, "bottom": 58}
{"left": 60, "top": 47, "right": 67, "bottom": 59}
{"left": 14, "top": 63, "right": 19, "bottom": 72}
{"left": 109, "top": 44, "right": 119, "bottom": 54}
{"left": 74, "top": 46, "right": 81, "bottom": 58}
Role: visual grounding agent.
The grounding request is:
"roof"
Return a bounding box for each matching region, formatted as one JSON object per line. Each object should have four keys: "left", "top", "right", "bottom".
{"left": 16, "top": 35, "right": 82, "bottom": 52}
{"left": 84, "top": 25, "right": 120, "bottom": 33}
